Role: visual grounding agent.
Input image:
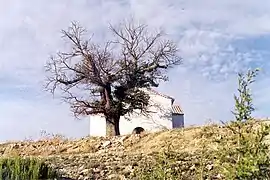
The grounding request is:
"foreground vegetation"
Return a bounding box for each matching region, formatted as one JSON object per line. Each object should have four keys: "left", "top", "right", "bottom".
{"left": 0, "top": 157, "right": 59, "bottom": 180}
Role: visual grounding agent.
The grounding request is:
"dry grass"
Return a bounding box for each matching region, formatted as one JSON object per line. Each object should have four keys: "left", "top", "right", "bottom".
{"left": 124, "top": 126, "right": 202, "bottom": 154}
{"left": 1, "top": 120, "right": 269, "bottom": 158}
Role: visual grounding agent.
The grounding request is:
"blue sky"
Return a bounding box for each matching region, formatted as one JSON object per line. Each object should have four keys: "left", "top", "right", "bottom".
{"left": 1, "top": 0, "right": 270, "bottom": 142}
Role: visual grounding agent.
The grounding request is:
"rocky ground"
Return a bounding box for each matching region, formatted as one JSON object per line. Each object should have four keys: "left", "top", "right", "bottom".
{"left": 0, "top": 126, "right": 207, "bottom": 179}
{"left": 44, "top": 151, "right": 205, "bottom": 180}
{"left": 0, "top": 121, "right": 269, "bottom": 179}
{"left": 0, "top": 126, "right": 204, "bottom": 158}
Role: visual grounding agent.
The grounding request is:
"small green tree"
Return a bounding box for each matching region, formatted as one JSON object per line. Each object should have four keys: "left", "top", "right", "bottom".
{"left": 215, "top": 68, "right": 270, "bottom": 179}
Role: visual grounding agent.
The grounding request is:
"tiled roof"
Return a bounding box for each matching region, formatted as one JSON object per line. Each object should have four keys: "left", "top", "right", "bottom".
{"left": 146, "top": 88, "right": 184, "bottom": 114}
{"left": 148, "top": 88, "right": 175, "bottom": 101}
{"left": 172, "top": 105, "right": 184, "bottom": 115}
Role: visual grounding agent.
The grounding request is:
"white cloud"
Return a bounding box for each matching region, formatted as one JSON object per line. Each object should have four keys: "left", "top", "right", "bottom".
{"left": 0, "top": 0, "right": 270, "bottom": 141}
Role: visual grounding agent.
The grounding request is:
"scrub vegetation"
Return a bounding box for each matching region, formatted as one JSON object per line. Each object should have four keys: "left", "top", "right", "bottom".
{"left": 0, "top": 156, "right": 59, "bottom": 180}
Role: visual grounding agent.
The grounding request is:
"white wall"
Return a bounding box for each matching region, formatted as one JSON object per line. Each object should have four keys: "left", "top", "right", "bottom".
{"left": 89, "top": 114, "right": 106, "bottom": 136}
{"left": 89, "top": 90, "right": 174, "bottom": 136}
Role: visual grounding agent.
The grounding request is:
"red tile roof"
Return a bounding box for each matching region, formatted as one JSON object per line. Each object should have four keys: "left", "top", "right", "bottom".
{"left": 172, "top": 104, "right": 184, "bottom": 115}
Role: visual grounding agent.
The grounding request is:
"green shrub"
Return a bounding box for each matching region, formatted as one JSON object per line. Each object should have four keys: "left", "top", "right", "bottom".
{"left": 214, "top": 68, "right": 270, "bottom": 179}
{"left": 0, "top": 156, "right": 59, "bottom": 180}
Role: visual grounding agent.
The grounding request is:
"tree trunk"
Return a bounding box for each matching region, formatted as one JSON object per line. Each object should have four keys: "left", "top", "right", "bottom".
{"left": 106, "top": 116, "right": 120, "bottom": 136}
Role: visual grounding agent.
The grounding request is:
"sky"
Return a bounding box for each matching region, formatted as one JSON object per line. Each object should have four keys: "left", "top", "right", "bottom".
{"left": 1, "top": 0, "right": 270, "bottom": 142}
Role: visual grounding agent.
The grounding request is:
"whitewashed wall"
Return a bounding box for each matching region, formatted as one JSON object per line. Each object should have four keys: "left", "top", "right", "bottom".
{"left": 119, "top": 91, "right": 173, "bottom": 135}
{"left": 89, "top": 114, "right": 106, "bottom": 136}
{"left": 89, "top": 90, "right": 174, "bottom": 136}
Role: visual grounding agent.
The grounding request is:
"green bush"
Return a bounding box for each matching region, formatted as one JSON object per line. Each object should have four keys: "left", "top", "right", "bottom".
{"left": 0, "top": 156, "right": 59, "bottom": 180}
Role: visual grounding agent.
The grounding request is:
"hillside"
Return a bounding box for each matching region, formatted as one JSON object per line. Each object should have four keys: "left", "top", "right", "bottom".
{"left": 0, "top": 121, "right": 269, "bottom": 179}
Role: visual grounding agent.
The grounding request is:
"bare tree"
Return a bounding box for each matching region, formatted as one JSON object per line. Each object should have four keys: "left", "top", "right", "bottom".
{"left": 45, "top": 20, "right": 182, "bottom": 136}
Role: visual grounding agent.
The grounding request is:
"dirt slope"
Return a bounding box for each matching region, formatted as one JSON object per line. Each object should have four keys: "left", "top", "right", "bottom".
{"left": 1, "top": 120, "right": 269, "bottom": 179}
